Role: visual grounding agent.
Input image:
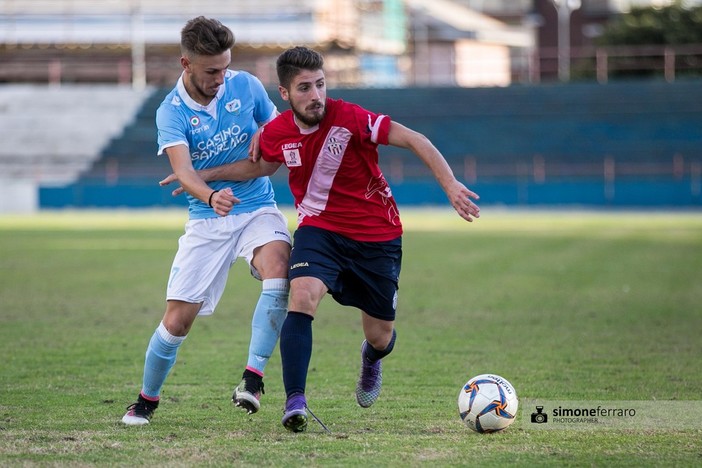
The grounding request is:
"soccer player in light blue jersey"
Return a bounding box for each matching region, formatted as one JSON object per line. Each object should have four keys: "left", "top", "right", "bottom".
{"left": 122, "top": 16, "right": 291, "bottom": 425}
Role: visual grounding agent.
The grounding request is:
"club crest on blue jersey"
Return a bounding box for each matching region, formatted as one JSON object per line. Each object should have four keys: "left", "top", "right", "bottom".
{"left": 225, "top": 99, "right": 242, "bottom": 114}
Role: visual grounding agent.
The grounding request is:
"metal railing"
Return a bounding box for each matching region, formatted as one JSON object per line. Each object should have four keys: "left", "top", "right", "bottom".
{"left": 2, "top": 43, "right": 702, "bottom": 87}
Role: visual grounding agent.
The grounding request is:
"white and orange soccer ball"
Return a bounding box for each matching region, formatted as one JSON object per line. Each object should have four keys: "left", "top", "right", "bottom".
{"left": 457, "top": 374, "right": 518, "bottom": 433}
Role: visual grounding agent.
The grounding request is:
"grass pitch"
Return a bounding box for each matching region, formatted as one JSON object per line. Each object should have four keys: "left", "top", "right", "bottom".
{"left": 1, "top": 208, "right": 701, "bottom": 466}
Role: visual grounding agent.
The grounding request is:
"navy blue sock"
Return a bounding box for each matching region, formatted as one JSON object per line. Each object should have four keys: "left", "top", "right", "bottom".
{"left": 364, "top": 329, "right": 397, "bottom": 362}
{"left": 280, "top": 311, "right": 313, "bottom": 398}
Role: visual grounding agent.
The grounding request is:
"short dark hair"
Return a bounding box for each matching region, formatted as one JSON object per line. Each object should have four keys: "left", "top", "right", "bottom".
{"left": 181, "top": 16, "right": 235, "bottom": 57}
{"left": 276, "top": 46, "right": 324, "bottom": 88}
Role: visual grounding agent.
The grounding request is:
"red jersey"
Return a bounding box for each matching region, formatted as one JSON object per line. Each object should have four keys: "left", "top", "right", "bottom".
{"left": 260, "top": 98, "right": 403, "bottom": 242}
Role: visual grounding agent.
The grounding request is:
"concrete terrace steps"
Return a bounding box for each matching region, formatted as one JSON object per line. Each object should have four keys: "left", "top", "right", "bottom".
{"left": 80, "top": 88, "right": 168, "bottom": 180}
{"left": 0, "top": 84, "right": 156, "bottom": 184}
{"left": 77, "top": 81, "right": 702, "bottom": 184}
{"left": 15, "top": 80, "right": 700, "bottom": 185}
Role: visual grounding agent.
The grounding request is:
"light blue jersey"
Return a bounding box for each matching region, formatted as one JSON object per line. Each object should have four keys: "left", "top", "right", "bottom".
{"left": 156, "top": 70, "right": 277, "bottom": 219}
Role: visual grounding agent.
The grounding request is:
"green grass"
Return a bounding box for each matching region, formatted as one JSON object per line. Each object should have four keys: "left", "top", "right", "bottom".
{"left": 1, "top": 209, "right": 701, "bottom": 466}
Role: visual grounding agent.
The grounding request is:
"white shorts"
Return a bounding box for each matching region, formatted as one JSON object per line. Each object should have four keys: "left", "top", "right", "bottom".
{"left": 166, "top": 206, "right": 291, "bottom": 316}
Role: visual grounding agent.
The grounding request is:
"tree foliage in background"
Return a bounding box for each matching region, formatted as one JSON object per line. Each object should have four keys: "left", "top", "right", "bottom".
{"left": 573, "top": 2, "right": 702, "bottom": 80}
{"left": 596, "top": 3, "right": 702, "bottom": 46}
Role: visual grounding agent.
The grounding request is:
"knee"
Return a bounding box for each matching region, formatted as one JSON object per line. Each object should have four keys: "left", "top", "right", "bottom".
{"left": 162, "top": 302, "right": 199, "bottom": 336}
{"left": 253, "top": 242, "right": 291, "bottom": 279}
{"left": 367, "top": 327, "right": 395, "bottom": 351}
{"left": 288, "top": 282, "right": 324, "bottom": 315}
{"left": 261, "top": 255, "right": 289, "bottom": 279}
{"left": 161, "top": 319, "right": 190, "bottom": 337}
{"left": 288, "top": 288, "right": 317, "bottom": 313}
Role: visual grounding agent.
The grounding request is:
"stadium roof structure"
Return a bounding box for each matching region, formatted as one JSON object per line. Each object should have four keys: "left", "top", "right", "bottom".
{"left": 0, "top": 0, "right": 323, "bottom": 46}
{"left": 0, "top": 0, "right": 537, "bottom": 88}
{"left": 406, "top": 0, "right": 532, "bottom": 48}
{"left": 0, "top": 0, "right": 531, "bottom": 50}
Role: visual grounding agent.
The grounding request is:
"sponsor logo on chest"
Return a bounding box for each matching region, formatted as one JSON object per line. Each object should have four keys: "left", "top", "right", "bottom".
{"left": 282, "top": 142, "right": 303, "bottom": 167}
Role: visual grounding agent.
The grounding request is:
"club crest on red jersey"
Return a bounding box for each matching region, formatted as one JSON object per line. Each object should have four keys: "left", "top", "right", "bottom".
{"left": 327, "top": 137, "right": 343, "bottom": 155}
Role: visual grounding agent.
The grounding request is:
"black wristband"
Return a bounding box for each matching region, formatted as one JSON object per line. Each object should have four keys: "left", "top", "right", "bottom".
{"left": 208, "top": 190, "right": 219, "bottom": 208}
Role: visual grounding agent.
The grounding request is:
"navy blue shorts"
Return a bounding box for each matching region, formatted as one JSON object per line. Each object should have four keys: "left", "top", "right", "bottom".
{"left": 289, "top": 226, "right": 402, "bottom": 321}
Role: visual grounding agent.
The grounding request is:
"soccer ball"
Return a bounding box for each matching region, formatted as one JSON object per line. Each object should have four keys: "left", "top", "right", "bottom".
{"left": 457, "top": 374, "right": 518, "bottom": 433}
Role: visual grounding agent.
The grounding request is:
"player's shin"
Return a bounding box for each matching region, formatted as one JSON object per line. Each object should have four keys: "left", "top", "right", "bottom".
{"left": 364, "top": 328, "right": 397, "bottom": 362}
{"left": 246, "top": 278, "right": 289, "bottom": 374}
{"left": 280, "top": 311, "right": 313, "bottom": 397}
{"left": 142, "top": 322, "right": 187, "bottom": 398}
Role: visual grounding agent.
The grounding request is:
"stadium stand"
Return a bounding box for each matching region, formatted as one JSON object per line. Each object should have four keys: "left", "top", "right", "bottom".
{"left": 5, "top": 1, "right": 700, "bottom": 210}
{"left": 332, "top": 81, "right": 702, "bottom": 166}
{"left": 79, "top": 88, "right": 169, "bottom": 183}
{"left": 0, "top": 84, "right": 155, "bottom": 185}
{"left": 80, "top": 79, "right": 702, "bottom": 178}
{"left": 39, "top": 79, "right": 698, "bottom": 209}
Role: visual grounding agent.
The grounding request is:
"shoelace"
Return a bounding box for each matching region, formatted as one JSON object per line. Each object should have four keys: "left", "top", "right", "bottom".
{"left": 126, "top": 400, "right": 155, "bottom": 415}
{"left": 305, "top": 404, "right": 331, "bottom": 434}
{"left": 245, "top": 379, "right": 264, "bottom": 396}
{"left": 361, "top": 361, "right": 381, "bottom": 389}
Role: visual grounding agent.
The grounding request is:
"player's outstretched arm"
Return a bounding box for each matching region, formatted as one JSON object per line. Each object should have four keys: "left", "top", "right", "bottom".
{"left": 159, "top": 157, "right": 281, "bottom": 196}
{"left": 387, "top": 121, "right": 480, "bottom": 222}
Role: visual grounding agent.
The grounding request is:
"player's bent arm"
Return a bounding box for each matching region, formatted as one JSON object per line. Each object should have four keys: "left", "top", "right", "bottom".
{"left": 387, "top": 121, "right": 481, "bottom": 221}
{"left": 165, "top": 145, "right": 237, "bottom": 216}
{"left": 387, "top": 122, "right": 457, "bottom": 191}
{"left": 166, "top": 145, "right": 215, "bottom": 201}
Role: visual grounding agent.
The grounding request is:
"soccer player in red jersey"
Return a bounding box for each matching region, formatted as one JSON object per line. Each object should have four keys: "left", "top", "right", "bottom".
{"left": 161, "top": 46, "right": 480, "bottom": 432}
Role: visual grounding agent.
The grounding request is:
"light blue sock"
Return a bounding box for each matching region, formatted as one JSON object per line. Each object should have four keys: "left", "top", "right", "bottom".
{"left": 141, "top": 322, "right": 186, "bottom": 399}
{"left": 246, "top": 278, "right": 289, "bottom": 376}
